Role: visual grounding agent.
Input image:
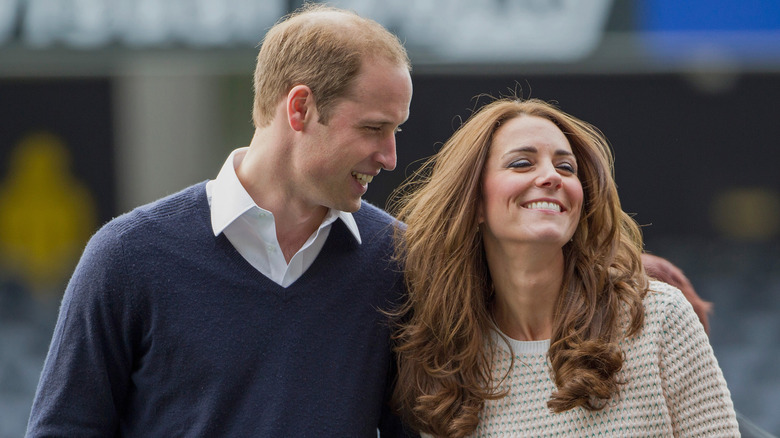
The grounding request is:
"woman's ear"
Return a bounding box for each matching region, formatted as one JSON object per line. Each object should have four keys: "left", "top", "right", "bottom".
{"left": 286, "top": 85, "right": 314, "bottom": 131}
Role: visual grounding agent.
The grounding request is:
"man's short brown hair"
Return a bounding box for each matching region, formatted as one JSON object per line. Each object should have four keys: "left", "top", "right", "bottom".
{"left": 252, "top": 3, "right": 411, "bottom": 127}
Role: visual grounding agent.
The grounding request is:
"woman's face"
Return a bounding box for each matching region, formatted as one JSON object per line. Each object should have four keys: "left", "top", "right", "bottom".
{"left": 478, "top": 114, "right": 583, "bottom": 249}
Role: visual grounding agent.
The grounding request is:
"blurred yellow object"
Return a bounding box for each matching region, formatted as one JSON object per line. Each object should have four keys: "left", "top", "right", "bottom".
{"left": 711, "top": 187, "right": 780, "bottom": 241}
{"left": 0, "top": 132, "right": 97, "bottom": 297}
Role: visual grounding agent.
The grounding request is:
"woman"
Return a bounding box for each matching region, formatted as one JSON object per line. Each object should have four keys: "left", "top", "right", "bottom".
{"left": 391, "top": 98, "right": 739, "bottom": 437}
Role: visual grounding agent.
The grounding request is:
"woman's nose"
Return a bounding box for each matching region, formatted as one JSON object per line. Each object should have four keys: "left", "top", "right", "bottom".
{"left": 535, "top": 163, "right": 562, "bottom": 189}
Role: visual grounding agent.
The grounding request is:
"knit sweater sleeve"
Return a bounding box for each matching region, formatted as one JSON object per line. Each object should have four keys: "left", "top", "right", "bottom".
{"left": 26, "top": 220, "right": 140, "bottom": 437}
{"left": 653, "top": 282, "right": 740, "bottom": 437}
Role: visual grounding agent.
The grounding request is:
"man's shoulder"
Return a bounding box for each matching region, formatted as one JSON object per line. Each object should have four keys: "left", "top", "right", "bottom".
{"left": 108, "top": 182, "right": 207, "bottom": 231}
{"left": 352, "top": 200, "right": 404, "bottom": 242}
{"left": 92, "top": 182, "right": 209, "bottom": 253}
{"left": 355, "top": 200, "right": 399, "bottom": 227}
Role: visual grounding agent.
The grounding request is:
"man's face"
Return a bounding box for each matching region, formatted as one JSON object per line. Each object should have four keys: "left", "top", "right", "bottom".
{"left": 293, "top": 58, "right": 413, "bottom": 213}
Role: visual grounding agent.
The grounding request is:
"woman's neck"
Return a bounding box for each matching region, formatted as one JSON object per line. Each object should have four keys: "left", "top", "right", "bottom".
{"left": 486, "top": 243, "right": 564, "bottom": 341}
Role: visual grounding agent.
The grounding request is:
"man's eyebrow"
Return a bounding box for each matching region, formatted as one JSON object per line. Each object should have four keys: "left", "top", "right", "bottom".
{"left": 358, "top": 118, "right": 396, "bottom": 126}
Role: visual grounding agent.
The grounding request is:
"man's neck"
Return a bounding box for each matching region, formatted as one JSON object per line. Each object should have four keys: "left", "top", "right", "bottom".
{"left": 236, "top": 127, "right": 330, "bottom": 263}
{"left": 274, "top": 205, "right": 329, "bottom": 263}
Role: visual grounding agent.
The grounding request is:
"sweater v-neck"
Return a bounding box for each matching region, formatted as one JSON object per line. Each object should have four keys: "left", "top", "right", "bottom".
{"left": 197, "top": 185, "right": 360, "bottom": 299}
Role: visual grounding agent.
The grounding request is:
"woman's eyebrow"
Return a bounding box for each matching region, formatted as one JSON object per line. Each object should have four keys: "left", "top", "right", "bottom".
{"left": 501, "top": 146, "right": 537, "bottom": 158}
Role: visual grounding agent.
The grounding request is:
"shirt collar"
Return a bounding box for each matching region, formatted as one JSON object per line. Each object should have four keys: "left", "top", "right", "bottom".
{"left": 334, "top": 208, "right": 361, "bottom": 244}
{"left": 208, "top": 147, "right": 361, "bottom": 244}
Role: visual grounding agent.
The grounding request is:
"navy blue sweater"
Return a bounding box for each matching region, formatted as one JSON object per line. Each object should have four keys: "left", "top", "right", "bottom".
{"left": 27, "top": 182, "right": 411, "bottom": 437}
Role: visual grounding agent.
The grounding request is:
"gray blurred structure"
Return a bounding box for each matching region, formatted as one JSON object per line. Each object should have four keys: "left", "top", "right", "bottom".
{"left": 1, "top": 1, "right": 779, "bottom": 436}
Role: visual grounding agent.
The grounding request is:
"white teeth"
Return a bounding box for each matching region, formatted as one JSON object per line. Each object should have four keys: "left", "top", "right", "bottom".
{"left": 351, "top": 172, "right": 374, "bottom": 185}
{"left": 525, "top": 201, "right": 561, "bottom": 212}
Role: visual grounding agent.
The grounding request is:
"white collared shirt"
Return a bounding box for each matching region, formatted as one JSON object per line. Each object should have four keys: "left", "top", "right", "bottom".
{"left": 205, "top": 147, "right": 361, "bottom": 288}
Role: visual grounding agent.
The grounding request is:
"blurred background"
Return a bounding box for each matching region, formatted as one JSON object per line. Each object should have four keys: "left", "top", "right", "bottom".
{"left": 1, "top": 0, "right": 779, "bottom": 436}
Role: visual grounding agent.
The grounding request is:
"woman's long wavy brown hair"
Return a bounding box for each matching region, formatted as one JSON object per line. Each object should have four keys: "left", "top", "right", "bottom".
{"left": 389, "top": 98, "right": 648, "bottom": 437}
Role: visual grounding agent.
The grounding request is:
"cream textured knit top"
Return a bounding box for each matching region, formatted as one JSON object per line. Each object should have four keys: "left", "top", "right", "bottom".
{"left": 469, "top": 281, "right": 740, "bottom": 437}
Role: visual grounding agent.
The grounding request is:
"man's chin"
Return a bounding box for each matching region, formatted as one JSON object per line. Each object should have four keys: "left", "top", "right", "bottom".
{"left": 346, "top": 199, "right": 363, "bottom": 213}
{"left": 335, "top": 198, "right": 362, "bottom": 213}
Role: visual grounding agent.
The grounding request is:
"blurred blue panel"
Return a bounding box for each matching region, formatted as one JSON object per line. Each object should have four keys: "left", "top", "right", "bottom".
{"left": 639, "top": 0, "right": 780, "bottom": 31}
{"left": 637, "top": 0, "right": 780, "bottom": 63}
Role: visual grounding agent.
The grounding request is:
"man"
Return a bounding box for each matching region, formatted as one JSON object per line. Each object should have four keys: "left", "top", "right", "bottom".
{"left": 26, "top": 4, "right": 414, "bottom": 437}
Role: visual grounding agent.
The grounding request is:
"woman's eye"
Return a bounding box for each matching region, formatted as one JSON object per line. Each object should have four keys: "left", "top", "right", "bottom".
{"left": 557, "top": 163, "right": 577, "bottom": 173}
{"left": 508, "top": 159, "right": 531, "bottom": 168}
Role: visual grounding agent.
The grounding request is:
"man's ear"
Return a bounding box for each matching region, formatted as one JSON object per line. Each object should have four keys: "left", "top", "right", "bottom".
{"left": 286, "top": 85, "right": 314, "bottom": 132}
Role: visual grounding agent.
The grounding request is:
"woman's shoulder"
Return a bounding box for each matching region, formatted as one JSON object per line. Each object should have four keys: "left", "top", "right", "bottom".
{"left": 641, "top": 280, "right": 702, "bottom": 331}
{"left": 643, "top": 280, "right": 688, "bottom": 307}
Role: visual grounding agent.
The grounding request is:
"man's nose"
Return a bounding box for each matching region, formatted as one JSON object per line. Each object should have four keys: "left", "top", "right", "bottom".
{"left": 377, "top": 134, "right": 397, "bottom": 171}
